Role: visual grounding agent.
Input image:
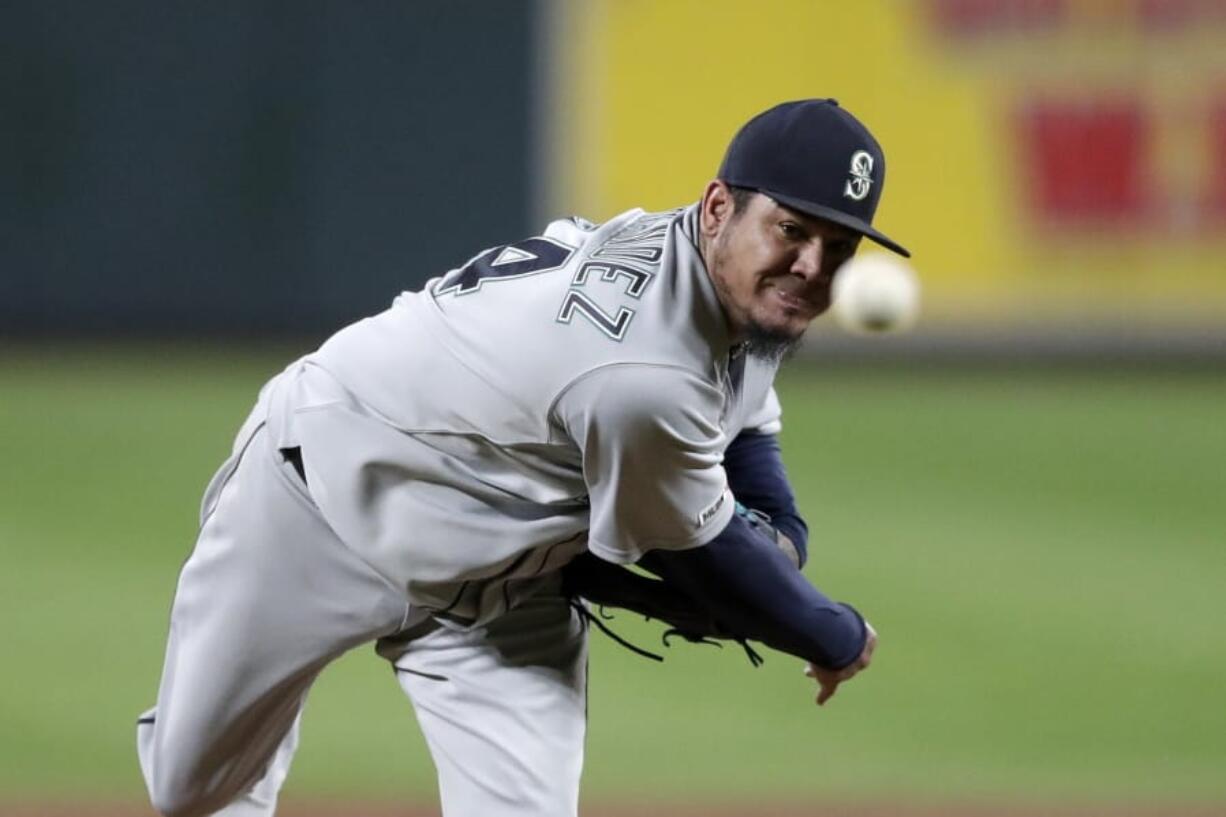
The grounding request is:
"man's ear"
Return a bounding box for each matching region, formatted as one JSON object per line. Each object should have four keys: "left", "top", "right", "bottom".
{"left": 699, "top": 180, "right": 735, "bottom": 240}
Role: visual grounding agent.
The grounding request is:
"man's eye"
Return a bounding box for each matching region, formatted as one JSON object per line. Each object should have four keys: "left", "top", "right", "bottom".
{"left": 779, "top": 222, "right": 802, "bottom": 239}
{"left": 826, "top": 239, "right": 855, "bottom": 256}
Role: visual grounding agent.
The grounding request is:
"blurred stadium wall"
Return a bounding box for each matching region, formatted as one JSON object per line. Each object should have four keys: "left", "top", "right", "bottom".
{"left": 4, "top": 0, "right": 1225, "bottom": 358}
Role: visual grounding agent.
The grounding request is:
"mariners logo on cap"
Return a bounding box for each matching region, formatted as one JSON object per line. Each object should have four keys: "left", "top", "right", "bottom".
{"left": 843, "top": 150, "right": 874, "bottom": 201}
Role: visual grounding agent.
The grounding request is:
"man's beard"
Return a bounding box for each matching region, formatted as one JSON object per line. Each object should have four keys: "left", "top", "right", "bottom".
{"left": 744, "top": 321, "right": 802, "bottom": 364}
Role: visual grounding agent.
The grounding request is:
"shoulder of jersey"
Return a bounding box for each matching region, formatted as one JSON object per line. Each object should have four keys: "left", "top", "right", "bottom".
{"left": 545, "top": 207, "right": 683, "bottom": 272}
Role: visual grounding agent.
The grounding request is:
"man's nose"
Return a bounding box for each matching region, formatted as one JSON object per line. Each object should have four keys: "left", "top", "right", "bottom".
{"left": 792, "top": 240, "right": 826, "bottom": 279}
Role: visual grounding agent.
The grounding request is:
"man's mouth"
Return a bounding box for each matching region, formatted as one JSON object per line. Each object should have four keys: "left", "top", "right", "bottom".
{"left": 767, "top": 281, "right": 814, "bottom": 312}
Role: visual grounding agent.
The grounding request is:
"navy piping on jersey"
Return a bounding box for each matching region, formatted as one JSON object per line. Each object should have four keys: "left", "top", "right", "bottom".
{"left": 394, "top": 666, "right": 449, "bottom": 683}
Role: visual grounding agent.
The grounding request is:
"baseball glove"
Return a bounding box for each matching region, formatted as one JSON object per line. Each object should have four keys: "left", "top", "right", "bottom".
{"left": 562, "top": 503, "right": 797, "bottom": 665}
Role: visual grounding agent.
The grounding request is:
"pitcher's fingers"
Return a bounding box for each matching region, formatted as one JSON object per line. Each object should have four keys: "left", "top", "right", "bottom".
{"left": 816, "top": 678, "right": 840, "bottom": 706}
{"left": 863, "top": 632, "right": 878, "bottom": 662}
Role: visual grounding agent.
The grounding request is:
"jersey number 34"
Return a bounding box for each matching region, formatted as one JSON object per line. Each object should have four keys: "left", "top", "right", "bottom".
{"left": 433, "top": 237, "right": 650, "bottom": 342}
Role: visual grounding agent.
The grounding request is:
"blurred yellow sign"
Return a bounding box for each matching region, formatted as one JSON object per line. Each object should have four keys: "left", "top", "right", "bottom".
{"left": 552, "top": 0, "right": 1226, "bottom": 328}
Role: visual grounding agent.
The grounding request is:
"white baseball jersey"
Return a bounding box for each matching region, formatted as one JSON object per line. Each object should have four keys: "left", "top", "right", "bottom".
{"left": 267, "top": 204, "right": 783, "bottom": 626}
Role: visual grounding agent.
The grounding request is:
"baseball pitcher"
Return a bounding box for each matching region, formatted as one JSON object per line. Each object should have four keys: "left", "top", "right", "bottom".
{"left": 137, "top": 99, "right": 909, "bottom": 817}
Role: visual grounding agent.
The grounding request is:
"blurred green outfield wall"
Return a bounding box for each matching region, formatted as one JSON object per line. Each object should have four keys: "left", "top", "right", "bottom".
{"left": 1, "top": 2, "right": 538, "bottom": 335}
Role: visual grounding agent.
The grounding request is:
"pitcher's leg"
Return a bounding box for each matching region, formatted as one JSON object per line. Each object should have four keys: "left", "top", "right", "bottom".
{"left": 138, "top": 426, "right": 409, "bottom": 817}
{"left": 387, "top": 587, "right": 588, "bottom": 817}
{"left": 139, "top": 712, "right": 299, "bottom": 817}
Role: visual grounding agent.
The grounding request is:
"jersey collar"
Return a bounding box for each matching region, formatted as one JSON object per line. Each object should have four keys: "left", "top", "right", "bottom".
{"left": 675, "top": 203, "right": 736, "bottom": 356}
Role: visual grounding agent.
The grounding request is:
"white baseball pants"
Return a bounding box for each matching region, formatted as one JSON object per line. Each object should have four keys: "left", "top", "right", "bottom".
{"left": 137, "top": 404, "right": 588, "bottom": 817}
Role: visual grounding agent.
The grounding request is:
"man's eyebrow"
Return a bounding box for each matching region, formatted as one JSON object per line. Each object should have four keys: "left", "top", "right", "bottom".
{"left": 774, "top": 203, "right": 857, "bottom": 241}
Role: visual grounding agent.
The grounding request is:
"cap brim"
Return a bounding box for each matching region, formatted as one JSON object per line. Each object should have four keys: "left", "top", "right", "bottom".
{"left": 761, "top": 190, "right": 911, "bottom": 258}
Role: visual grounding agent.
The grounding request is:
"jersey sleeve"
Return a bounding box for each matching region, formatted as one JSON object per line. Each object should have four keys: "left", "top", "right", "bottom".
{"left": 553, "top": 364, "right": 734, "bottom": 564}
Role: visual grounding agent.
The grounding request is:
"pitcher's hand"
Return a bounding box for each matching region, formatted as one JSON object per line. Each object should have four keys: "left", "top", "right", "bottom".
{"left": 805, "top": 621, "right": 877, "bottom": 706}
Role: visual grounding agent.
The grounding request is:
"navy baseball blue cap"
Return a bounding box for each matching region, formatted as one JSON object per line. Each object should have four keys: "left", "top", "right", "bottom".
{"left": 718, "top": 99, "right": 910, "bottom": 257}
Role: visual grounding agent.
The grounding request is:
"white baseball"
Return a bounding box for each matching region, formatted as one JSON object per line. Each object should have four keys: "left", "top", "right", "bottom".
{"left": 830, "top": 252, "right": 920, "bottom": 333}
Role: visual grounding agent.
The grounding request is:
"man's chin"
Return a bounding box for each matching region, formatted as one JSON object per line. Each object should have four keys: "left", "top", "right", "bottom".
{"left": 743, "top": 321, "right": 803, "bottom": 364}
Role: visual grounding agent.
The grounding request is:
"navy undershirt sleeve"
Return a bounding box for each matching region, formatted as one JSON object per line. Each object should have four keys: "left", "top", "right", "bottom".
{"left": 723, "top": 431, "right": 809, "bottom": 566}
{"left": 639, "top": 513, "right": 866, "bottom": 669}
